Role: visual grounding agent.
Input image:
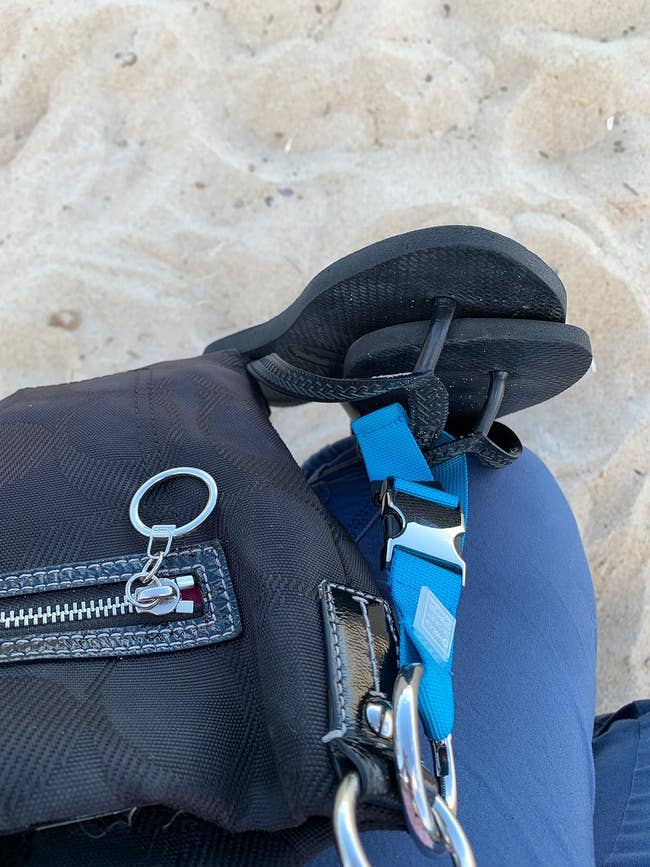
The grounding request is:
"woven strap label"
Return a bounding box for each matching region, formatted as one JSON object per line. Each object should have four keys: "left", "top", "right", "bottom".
{"left": 413, "top": 585, "right": 456, "bottom": 665}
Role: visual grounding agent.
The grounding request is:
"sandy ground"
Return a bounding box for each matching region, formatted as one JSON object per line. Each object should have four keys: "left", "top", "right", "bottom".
{"left": 0, "top": 1, "right": 648, "bottom": 711}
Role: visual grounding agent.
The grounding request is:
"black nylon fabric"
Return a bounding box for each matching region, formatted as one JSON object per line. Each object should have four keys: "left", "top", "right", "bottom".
{"left": 0, "top": 351, "right": 382, "bottom": 855}
{"left": 4, "top": 808, "right": 336, "bottom": 867}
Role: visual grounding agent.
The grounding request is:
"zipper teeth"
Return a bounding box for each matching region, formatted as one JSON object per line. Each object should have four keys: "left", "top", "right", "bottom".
{"left": 0, "top": 595, "right": 136, "bottom": 630}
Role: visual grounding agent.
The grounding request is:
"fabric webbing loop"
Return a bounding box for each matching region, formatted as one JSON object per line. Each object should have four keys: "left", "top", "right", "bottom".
{"left": 352, "top": 403, "right": 469, "bottom": 741}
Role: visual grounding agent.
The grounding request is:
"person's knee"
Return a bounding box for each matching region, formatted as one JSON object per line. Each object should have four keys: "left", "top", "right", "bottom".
{"left": 465, "top": 447, "right": 596, "bottom": 641}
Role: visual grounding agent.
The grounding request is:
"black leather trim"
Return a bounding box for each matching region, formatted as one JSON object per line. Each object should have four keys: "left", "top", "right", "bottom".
{"left": 0, "top": 541, "right": 241, "bottom": 662}
{"left": 320, "top": 582, "right": 400, "bottom": 801}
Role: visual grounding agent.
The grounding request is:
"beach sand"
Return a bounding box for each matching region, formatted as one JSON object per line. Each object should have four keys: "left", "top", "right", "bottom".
{"left": 0, "top": 0, "right": 648, "bottom": 710}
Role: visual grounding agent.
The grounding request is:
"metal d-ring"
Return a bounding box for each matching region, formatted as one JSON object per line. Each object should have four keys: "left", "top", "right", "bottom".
{"left": 129, "top": 466, "right": 218, "bottom": 540}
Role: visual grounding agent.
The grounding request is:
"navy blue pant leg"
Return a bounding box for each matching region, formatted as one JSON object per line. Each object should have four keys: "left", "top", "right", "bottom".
{"left": 305, "top": 440, "right": 597, "bottom": 866}
{"left": 592, "top": 700, "right": 650, "bottom": 866}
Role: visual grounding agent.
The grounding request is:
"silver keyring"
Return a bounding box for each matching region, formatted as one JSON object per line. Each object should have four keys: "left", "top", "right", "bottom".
{"left": 129, "top": 466, "right": 218, "bottom": 538}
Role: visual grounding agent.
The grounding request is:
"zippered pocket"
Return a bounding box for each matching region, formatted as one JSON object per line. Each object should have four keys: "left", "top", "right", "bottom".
{"left": 0, "top": 541, "right": 241, "bottom": 662}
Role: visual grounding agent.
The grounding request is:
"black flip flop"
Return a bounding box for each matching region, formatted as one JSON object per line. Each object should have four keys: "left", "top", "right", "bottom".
{"left": 207, "top": 225, "right": 590, "bottom": 465}
{"left": 206, "top": 225, "right": 568, "bottom": 377}
{"left": 343, "top": 318, "right": 592, "bottom": 422}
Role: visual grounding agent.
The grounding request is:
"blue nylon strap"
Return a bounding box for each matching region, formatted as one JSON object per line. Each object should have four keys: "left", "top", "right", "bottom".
{"left": 352, "top": 403, "right": 469, "bottom": 741}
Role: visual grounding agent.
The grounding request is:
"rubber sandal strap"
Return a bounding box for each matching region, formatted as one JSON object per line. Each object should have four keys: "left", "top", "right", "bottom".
{"left": 248, "top": 353, "right": 450, "bottom": 448}
{"left": 427, "top": 422, "right": 522, "bottom": 469}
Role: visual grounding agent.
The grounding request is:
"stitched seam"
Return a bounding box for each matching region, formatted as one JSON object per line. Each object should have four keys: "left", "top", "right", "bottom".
{"left": 323, "top": 583, "right": 347, "bottom": 734}
{"left": 352, "top": 510, "right": 381, "bottom": 546}
{"left": 213, "top": 557, "right": 236, "bottom": 632}
{"left": 0, "top": 545, "right": 223, "bottom": 595}
{"left": 352, "top": 595, "right": 381, "bottom": 695}
{"left": 192, "top": 550, "right": 236, "bottom": 635}
{"left": 0, "top": 628, "right": 239, "bottom": 659}
{"left": 327, "top": 581, "right": 399, "bottom": 653}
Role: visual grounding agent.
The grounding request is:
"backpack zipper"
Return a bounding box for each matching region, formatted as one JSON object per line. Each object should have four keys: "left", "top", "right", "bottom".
{"left": 0, "top": 542, "right": 240, "bottom": 662}
{"left": 0, "top": 574, "right": 197, "bottom": 632}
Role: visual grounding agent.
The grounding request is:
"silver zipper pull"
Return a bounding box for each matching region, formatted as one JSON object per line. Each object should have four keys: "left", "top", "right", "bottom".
{"left": 128, "top": 575, "right": 196, "bottom": 616}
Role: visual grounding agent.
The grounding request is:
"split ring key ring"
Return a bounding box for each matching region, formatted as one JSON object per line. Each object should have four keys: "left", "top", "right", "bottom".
{"left": 126, "top": 467, "right": 218, "bottom": 611}
{"left": 129, "top": 466, "right": 219, "bottom": 555}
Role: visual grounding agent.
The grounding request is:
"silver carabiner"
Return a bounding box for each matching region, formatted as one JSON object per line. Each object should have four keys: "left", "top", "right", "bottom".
{"left": 392, "top": 663, "right": 443, "bottom": 852}
{"left": 393, "top": 664, "right": 476, "bottom": 867}
{"left": 333, "top": 772, "right": 371, "bottom": 867}
{"left": 333, "top": 663, "right": 476, "bottom": 867}
{"left": 432, "top": 734, "right": 458, "bottom": 816}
